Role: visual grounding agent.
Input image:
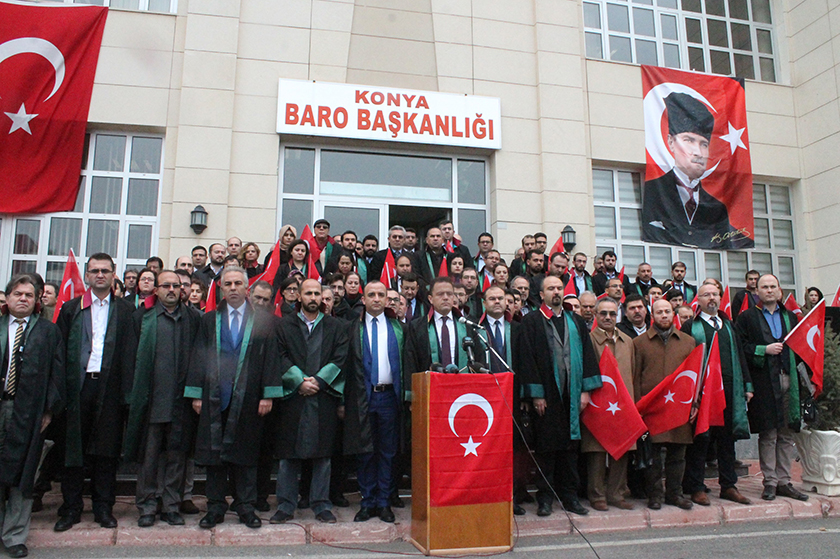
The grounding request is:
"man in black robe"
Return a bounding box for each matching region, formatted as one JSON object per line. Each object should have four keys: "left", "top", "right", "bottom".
{"left": 186, "top": 267, "right": 280, "bottom": 529}
{"left": 417, "top": 228, "right": 448, "bottom": 284}
{"left": 0, "top": 275, "right": 64, "bottom": 558}
{"left": 123, "top": 270, "right": 202, "bottom": 527}
{"left": 518, "top": 275, "right": 601, "bottom": 517}
{"left": 272, "top": 279, "right": 349, "bottom": 524}
{"left": 54, "top": 253, "right": 136, "bottom": 532}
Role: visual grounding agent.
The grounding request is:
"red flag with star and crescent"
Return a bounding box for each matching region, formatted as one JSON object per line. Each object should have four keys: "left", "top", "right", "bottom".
{"left": 53, "top": 249, "right": 85, "bottom": 323}
{"left": 581, "top": 346, "right": 647, "bottom": 460}
{"left": 0, "top": 1, "right": 107, "bottom": 213}
{"left": 636, "top": 344, "right": 705, "bottom": 436}
{"left": 641, "top": 66, "right": 753, "bottom": 249}
{"left": 694, "top": 334, "right": 727, "bottom": 436}
{"left": 428, "top": 372, "right": 513, "bottom": 507}
{"left": 784, "top": 299, "right": 825, "bottom": 397}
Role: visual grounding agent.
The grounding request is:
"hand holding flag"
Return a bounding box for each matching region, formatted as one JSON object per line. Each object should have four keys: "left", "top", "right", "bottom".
{"left": 784, "top": 299, "right": 826, "bottom": 397}
{"left": 636, "top": 344, "right": 705, "bottom": 436}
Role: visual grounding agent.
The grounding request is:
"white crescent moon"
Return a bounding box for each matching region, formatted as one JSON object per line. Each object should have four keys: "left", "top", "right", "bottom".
{"left": 448, "top": 393, "right": 494, "bottom": 437}
{"left": 62, "top": 278, "right": 75, "bottom": 299}
{"left": 589, "top": 374, "right": 618, "bottom": 409}
{"left": 643, "top": 82, "right": 720, "bottom": 177}
{"left": 673, "top": 369, "right": 698, "bottom": 404}
{"left": 807, "top": 325, "right": 821, "bottom": 352}
{"left": 0, "top": 38, "right": 66, "bottom": 101}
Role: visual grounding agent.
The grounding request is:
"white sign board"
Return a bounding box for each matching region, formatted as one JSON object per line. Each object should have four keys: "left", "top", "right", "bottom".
{"left": 277, "top": 79, "right": 501, "bottom": 149}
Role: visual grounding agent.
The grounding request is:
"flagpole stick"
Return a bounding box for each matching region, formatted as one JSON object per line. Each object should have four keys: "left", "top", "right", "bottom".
{"left": 474, "top": 330, "right": 516, "bottom": 375}
{"left": 692, "top": 339, "right": 711, "bottom": 413}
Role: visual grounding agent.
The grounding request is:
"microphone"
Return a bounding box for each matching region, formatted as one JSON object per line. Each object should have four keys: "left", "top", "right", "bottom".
{"left": 458, "top": 316, "right": 485, "bottom": 330}
{"left": 430, "top": 362, "right": 444, "bottom": 373}
{"left": 444, "top": 364, "right": 460, "bottom": 374}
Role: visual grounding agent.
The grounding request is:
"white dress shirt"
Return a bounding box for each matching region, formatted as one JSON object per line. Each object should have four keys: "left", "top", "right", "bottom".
{"left": 87, "top": 294, "right": 110, "bottom": 372}
{"left": 699, "top": 311, "right": 721, "bottom": 330}
{"left": 575, "top": 272, "right": 586, "bottom": 294}
{"left": 227, "top": 301, "right": 246, "bottom": 334}
{"left": 5, "top": 314, "right": 30, "bottom": 391}
{"left": 365, "top": 313, "right": 392, "bottom": 384}
{"left": 433, "top": 311, "right": 457, "bottom": 363}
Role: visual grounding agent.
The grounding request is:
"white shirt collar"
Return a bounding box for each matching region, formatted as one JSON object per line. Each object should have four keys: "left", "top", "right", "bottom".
{"left": 673, "top": 166, "right": 702, "bottom": 191}
{"left": 434, "top": 310, "right": 453, "bottom": 323}
{"left": 8, "top": 314, "right": 30, "bottom": 327}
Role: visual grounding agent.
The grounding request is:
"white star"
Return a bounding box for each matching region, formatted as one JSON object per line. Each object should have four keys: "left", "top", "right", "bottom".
{"left": 719, "top": 122, "right": 747, "bottom": 155}
{"left": 461, "top": 435, "right": 481, "bottom": 457}
{"left": 607, "top": 401, "right": 621, "bottom": 415}
{"left": 4, "top": 103, "right": 38, "bottom": 135}
{"left": 664, "top": 390, "right": 675, "bottom": 403}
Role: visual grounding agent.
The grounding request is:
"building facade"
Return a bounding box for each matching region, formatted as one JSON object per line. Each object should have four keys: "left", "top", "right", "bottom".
{"left": 3, "top": 0, "right": 838, "bottom": 297}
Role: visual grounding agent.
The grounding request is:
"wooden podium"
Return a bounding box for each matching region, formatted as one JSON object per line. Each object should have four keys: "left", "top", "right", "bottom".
{"left": 409, "top": 372, "right": 513, "bottom": 556}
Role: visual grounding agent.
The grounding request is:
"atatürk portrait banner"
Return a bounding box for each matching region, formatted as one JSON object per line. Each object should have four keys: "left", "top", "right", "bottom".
{"left": 641, "top": 66, "right": 754, "bottom": 250}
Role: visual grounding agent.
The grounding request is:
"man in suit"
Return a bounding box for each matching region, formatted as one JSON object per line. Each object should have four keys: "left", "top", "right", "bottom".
{"left": 368, "top": 226, "right": 409, "bottom": 285}
{"left": 439, "top": 220, "right": 471, "bottom": 262}
{"left": 474, "top": 232, "right": 494, "bottom": 275}
{"left": 0, "top": 275, "right": 64, "bottom": 558}
{"left": 508, "top": 235, "right": 536, "bottom": 278}
{"left": 592, "top": 251, "right": 631, "bottom": 296}
{"left": 632, "top": 263, "right": 659, "bottom": 298}
{"left": 417, "top": 228, "right": 448, "bottom": 284}
{"left": 399, "top": 273, "right": 427, "bottom": 324}
{"left": 732, "top": 269, "right": 761, "bottom": 319}
{"left": 668, "top": 261, "right": 696, "bottom": 302}
{"left": 345, "top": 282, "right": 404, "bottom": 524}
{"left": 195, "top": 243, "right": 226, "bottom": 287}
{"left": 618, "top": 294, "right": 649, "bottom": 339}
{"left": 642, "top": 92, "right": 751, "bottom": 249}
{"left": 569, "top": 253, "right": 594, "bottom": 296}
{"left": 54, "top": 254, "right": 136, "bottom": 532}
{"left": 736, "top": 274, "right": 809, "bottom": 502}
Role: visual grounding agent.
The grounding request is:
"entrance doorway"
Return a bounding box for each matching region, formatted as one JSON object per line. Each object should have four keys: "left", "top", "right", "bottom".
{"left": 389, "top": 205, "right": 450, "bottom": 242}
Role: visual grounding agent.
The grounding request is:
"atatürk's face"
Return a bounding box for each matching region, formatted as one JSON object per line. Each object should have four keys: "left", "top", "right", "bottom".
{"left": 668, "top": 132, "right": 709, "bottom": 181}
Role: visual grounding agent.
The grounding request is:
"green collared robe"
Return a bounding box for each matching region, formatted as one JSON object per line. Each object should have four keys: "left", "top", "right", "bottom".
{"left": 275, "top": 311, "right": 349, "bottom": 460}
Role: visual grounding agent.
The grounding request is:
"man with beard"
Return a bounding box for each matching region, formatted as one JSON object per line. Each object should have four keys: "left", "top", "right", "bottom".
{"left": 569, "top": 253, "right": 594, "bottom": 296}
{"left": 509, "top": 235, "right": 536, "bottom": 278}
{"left": 518, "top": 276, "right": 600, "bottom": 517}
{"left": 186, "top": 267, "right": 280, "bottom": 529}
{"left": 273, "top": 279, "right": 349, "bottom": 524}
{"left": 592, "top": 251, "right": 631, "bottom": 296}
{"left": 361, "top": 235, "right": 379, "bottom": 267}
{"left": 123, "top": 270, "right": 202, "bottom": 527}
{"left": 195, "top": 243, "right": 226, "bottom": 287}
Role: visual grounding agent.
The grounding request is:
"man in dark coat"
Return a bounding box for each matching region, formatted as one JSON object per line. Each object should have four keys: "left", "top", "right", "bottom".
{"left": 641, "top": 92, "right": 751, "bottom": 249}
{"left": 736, "top": 274, "right": 809, "bottom": 502}
{"left": 592, "top": 250, "right": 632, "bottom": 296}
{"left": 631, "top": 262, "right": 659, "bottom": 298}
{"left": 732, "top": 269, "right": 760, "bottom": 319}
{"left": 368, "top": 227, "right": 413, "bottom": 286}
{"left": 668, "top": 261, "right": 697, "bottom": 302}
{"left": 272, "top": 279, "right": 349, "bottom": 525}
{"left": 0, "top": 275, "right": 64, "bottom": 558}
{"left": 618, "top": 294, "right": 649, "bottom": 339}
{"left": 518, "top": 275, "right": 601, "bottom": 517}
{"left": 344, "top": 281, "right": 403, "bottom": 523}
{"left": 54, "top": 253, "right": 136, "bottom": 532}
{"left": 568, "top": 253, "right": 594, "bottom": 296}
{"left": 439, "top": 220, "right": 472, "bottom": 262}
{"left": 123, "top": 270, "right": 202, "bottom": 527}
{"left": 416, "top": 228, "right": 448, "bottom": 284}
{"left": 186, "top": 267, "right": 280, "bottom": 529}
{"left": 681, "top": 282, "right": 753, "bottom": 507}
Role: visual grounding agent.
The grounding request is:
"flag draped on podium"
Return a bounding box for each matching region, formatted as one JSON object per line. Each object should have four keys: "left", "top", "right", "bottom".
{"left": 428, "top": 372, "right": 513, "bottom": 507}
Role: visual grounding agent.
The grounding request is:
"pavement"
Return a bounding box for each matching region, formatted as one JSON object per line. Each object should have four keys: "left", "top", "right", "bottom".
{"left": 25, "top": 460, "right": 840, "bottom": 551}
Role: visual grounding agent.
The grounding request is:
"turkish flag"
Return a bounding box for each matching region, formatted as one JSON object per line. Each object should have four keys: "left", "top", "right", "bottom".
{"left": 785, "top": 299, "right": 825, "bottom": 397}
{"left": 439, "top": 255, "right": 449, "bottom": 278}
{"left": 784, "top": 293, "right": 803, "bottom": 321}
{"left": 740, "top": 290, "right": 751, "bottom": 314}
{"left": 428, "top": 372, "right": 513, "bottom": 507}
{"left": 642, "top": 66, "right": 753, "bottom": 248}
{"left": 481, "top": 271, "right": 491, "bottom": 292}
{"left": 250, "top": 240, "right": 281, "bottom": 286}
{"left": 274, "top": 291, "right": 284, "bottom": 317}
{"left": 636, "top": 344, "right": 705, "bottom": 436}
{"left": 689, "top": 292, "right": 700, "bottom": 313}
{"left": 673, "top": 313, "right": 682, "bottom": 331}
{"left": 205, "top": 279, "right": 217, "bottom": 312}
{"left": 581, "top": 347, "right": 647, "bottom": 460}
{"left": 563, "top": 277, "right": 576, "bottom": 298}
{"left": 831, "top": 284, "right": 840, "bottom": 307}
{"left": 380, "top": 248, "right": 396, "bottom": 285}
{"left": 299, "top": 224, "right": 319, "bottom": 260}
{"left": 53, "top": 249, "right": 85, "bottom": 323}
{"left": 549, "top": 234, "right": 564, "bottom": 256}
{"left": 695, "top": 334, "right": 726, "bottom": 436}
{"left": 720, "top": 286, "right": 732, "bottom": 319}
{"left": 0, "top": 2, "right": 107, "bottom": 213}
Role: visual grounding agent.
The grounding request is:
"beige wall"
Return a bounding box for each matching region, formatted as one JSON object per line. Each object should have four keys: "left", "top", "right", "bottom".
{"left": 84, "top": 0, "right": 837, "bottom": 290}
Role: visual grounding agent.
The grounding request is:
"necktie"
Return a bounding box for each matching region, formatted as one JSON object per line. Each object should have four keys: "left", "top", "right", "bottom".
{"left": 405, "top": 300, "right": 413, "bottom": 323}
{"left": 493, "top": 321, "right": 504, "bottom": 356}
{"left": 6, "top": 319, "right": 25, "bottom": 396}
{"left": 230, "top": 309, "right": 240, "bottom": 342}
{"left": 685, "top": 197, "right": 697, "bottom": 220}
{"left": 440, "top": 316, "right": 452, "bottom": 366}
{"left": 371, "top": 317, "right": 379, "bottom": 384}
{"left": 712, "top": 316, "right": 720, "bottom": 330}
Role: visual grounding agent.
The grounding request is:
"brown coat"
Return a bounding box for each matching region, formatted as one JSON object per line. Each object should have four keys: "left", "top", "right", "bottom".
{"left": 633, "top": 327, "right": 697, "bottom": 444}
{"left": 581, "top": 327, "right": 637, "bottom": 454}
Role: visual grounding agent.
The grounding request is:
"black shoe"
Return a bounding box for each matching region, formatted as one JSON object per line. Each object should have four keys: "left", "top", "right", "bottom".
{"left": 270, "top": 510, "right": 294, "bottom": 524}
{"left": 6, "top": 544, "right": 28, "bottom": 558}
{"left": 138, "top": 514, "right": 156, "bottom": 528}
{"left": 389, "top": 494, "right": 405, "bottom": 508}
{"left": 379, "top": 506, "right": 395, "bottom": 523}
{"left": 95, "top": 511, "right": 118, "bottom": 529}
{"left": 239, "top": 511, "right": 262, "bottom": 529}
{"left": 199, "top": 512, "right": 225, "bottom": 529}
{"left": 255, "top": 499, "right": 271, "bottom": 512}
{"left": 316, "top": 510, "right": 337, "bottom": 523}
{"left": 776, "top": 483, "right": 809, "bottom": 501}
{"left": 761, "top": 486, "right": 776, "bottom": 501}
{"left": 354, "top": 507, "right": 374, "bottom": 522}
{"left": 54, "top": 515, "right": 80, "bottom": 532}
{"left": 297, "top": 496, "right": 310, "bottom": 509}
{"left": 648, "top": 499, "right": 662, "bottom": 510}
{"left": 31, "top": 495, "right": 43, "bottom": 513}
{"left": 179, "top": 500, "right": 200, "bottom": 515}
{"left": 664, "top": 496, "right": 693, "bottom": 510}
{"left": 331, "top": 494, "right": 350, "bottom": 508}
{"left": 161, "top": 512, "right": 185, "bottom": 526}
{"left": 562, "top": 499, "right": 589, "bottom": 516}
{"left": 513, "top": 504, "right": 526, "bottom": 516}
{"left": 537, "top": 502, "right": 552, "bottom": 517}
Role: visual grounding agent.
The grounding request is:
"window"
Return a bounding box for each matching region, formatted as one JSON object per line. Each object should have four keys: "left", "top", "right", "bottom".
{"left": 593, "top": 168, "right": 797, "bottom": 295}
{"left": 0, "top": 132, "right": 163, "bottom": 284}
{"left": 584, "top": 0, "right": 776, "bottom": 82}
{"left": 69, "top": 0, "right": 177, "bottom": 13}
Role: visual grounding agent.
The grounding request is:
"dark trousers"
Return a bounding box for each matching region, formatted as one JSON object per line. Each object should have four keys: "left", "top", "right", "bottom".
{"left": 205, "top": 463, "right": 257, "bottom": 516}
{"left": 683, "top": 427, "right": 738, "bottom": 494}
{"left": 645, "top": 443, "right": 686, "bottom": 502}
{"left": 357, "top": 388, "right": 399, "bottom": 509}
{"left": 299, "top": 421, "right": 347, "bottom": 501}
{"left": 535, "top": 445, "right": 580, "bottom": 505}
{"left": 136, "top": 423, "right": 186, "bottom": 515}
{"left": 59, "top": 376, "right": 118, "bottom": 518}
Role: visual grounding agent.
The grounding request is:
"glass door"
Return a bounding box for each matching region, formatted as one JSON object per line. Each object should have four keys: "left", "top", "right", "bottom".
{"left": 318, "top": 201, "right": 388, "bottom": 242}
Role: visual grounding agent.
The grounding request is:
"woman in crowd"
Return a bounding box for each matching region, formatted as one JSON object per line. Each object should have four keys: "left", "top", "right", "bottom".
{"left": 448, "top": 254, "right": 465, "bottom": 283}
{"left": 493, "top": 263, "right": 510, "bottom": 288}
{"left": 336, "top": 253, "right": 356, "bottom": 279}
{"left": 343, "top": 271, "right": 364, "bottom": 313}
{"left": 276, "top": 276, "right": 300, "bottom": 316}
{"left": 802, "top": 286, "right": 824, "bottom": 312}
{"left": 136, "top": 268, "right": 157, "bottom": 307}
{"left": 274, "top": 239, "right": 309, "bottom": 290}
{"left": 189, "top": 278, "right": 207, "bottom": 311}
{"left": 240, "top": 242, "right": 264, "bottom": 278}
{"left": 264, "top": 225, "right": 297, "bottom": 268}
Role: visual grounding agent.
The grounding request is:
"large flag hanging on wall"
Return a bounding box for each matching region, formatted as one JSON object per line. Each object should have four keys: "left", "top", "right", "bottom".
{"left": 641, "top": 66, "right": 754, "bottom": 250}
{"left": 0, "top": 1, "right": 107, "bottom": 213}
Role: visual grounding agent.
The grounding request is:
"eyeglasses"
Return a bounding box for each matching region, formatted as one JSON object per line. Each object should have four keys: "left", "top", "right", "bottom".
{"left": 597, "top": 311, "right": 618, "bottom": 317}
{"left": 88, "top": 268, "right": 113, "bottom": 275}
{"left": 158, "top": 283, "right": 181, "bottom": 290}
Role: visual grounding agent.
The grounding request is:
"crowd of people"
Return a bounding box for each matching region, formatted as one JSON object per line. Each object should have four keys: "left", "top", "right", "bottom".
{"left": 0, "top": 218, "right": 821, "bottom": 557}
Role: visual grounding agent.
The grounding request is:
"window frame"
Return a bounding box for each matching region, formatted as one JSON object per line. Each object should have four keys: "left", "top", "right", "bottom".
{"left": 67, "top": 0, "right": 178, "bottom": 14}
